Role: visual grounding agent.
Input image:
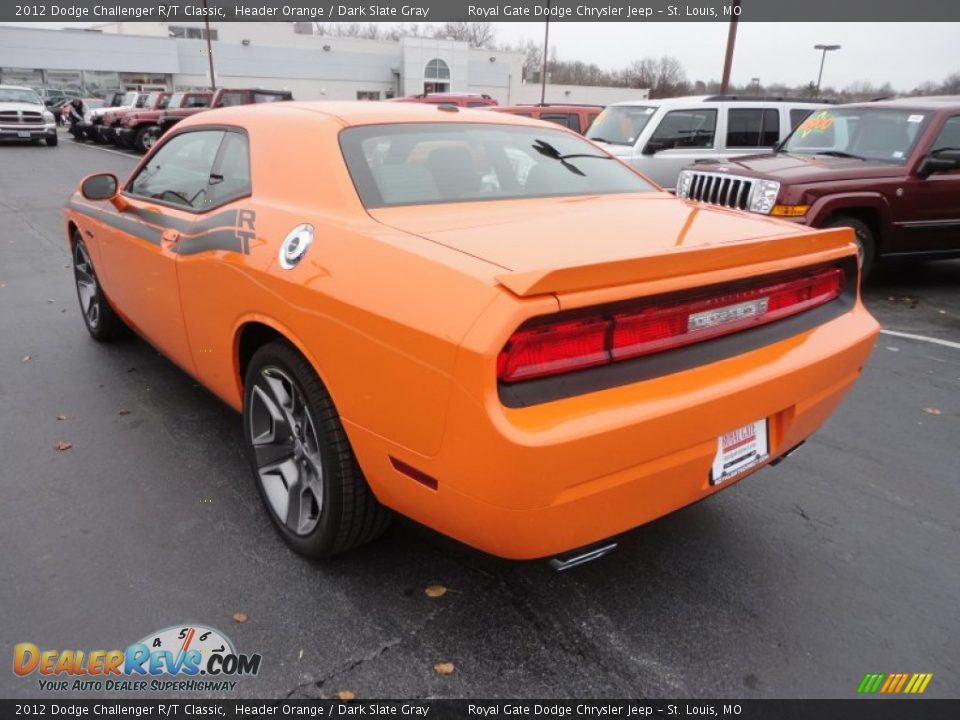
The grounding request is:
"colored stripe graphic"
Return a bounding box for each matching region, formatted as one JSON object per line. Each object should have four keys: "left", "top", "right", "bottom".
{"left": 857, "top": 672, "right": 932, "bottom": 694}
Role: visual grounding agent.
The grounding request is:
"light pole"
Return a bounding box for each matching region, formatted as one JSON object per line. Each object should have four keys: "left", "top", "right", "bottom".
{"left": 203, "top": 0, "right": 217, "bottom": 92}
{"left": 540, "top": 0, "right": 551, "bottom": 104}
{"left": 814, "top": 44, "right": 840, "bottom": 94}
{"left": 719, "top": 2, "right": 741, "bottom": 95}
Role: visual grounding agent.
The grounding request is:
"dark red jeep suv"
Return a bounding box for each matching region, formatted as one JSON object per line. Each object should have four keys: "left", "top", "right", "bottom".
{"left": 677, "top": 97, "right": 960, "bottom": 276}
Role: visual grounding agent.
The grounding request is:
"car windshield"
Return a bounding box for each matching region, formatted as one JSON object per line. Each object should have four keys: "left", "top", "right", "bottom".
{"left": 781, "top": 108, "right": 930, "bottom": 163}
{"left": 340, "top": 123, "right": 654, "bottom": 208}
{"left": 0, "top": 88, "right": 42, "bottom": 104}
{"left": 586, "top": 105, "right": 657, "bottom": 146}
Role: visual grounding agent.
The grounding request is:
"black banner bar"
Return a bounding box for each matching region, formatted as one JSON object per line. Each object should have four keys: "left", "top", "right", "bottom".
{"left": 1, "top": 699, "right": 959, "bottom": 720}
{"left": 5, "top": 0, "right": 960, "bottom": 23}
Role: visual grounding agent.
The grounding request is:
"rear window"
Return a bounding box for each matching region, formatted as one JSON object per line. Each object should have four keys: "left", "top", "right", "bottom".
{"left": 340, "top": 123, "right": 654, "bottom": 208}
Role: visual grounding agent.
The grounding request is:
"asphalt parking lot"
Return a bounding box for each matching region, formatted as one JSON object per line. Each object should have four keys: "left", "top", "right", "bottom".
{"left": 1, "top": 134, "right": 958, "bottom": 700}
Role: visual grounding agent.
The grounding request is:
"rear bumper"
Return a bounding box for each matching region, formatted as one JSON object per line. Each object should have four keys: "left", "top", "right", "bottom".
{"left": 349, "top": 307, "right": 879, "bottom": 559}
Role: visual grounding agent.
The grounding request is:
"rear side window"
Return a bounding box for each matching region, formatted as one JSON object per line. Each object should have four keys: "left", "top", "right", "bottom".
{"left": 219, "top": 92, "right": 246, "bottom": 107}
{"left": 210, "top": 132, "right": 252, "bottom": 206}
{"left": 790, "top": 108, "right": 814, "bottom": 129}
{"left": 647, "top": 109, "right": 717, "bottom": 150}
{"left": 541, "top": 113, "right": 581, "bottom": 133}
{"left": 253, "top": 92, "right": 289, "bottom": 103}
{"left": 931, "top": 115, "right": 960, "bottom": 152}
{"left": 726, "top": 108, "right": 780, "bottom": 147}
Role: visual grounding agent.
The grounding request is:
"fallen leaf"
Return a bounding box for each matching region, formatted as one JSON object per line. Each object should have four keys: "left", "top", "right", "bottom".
{"left": 232, "top": 611, "right": 248, "bottom": 623}
{"left": 923, "top": 407, "right": 942, "bottom": 415}
{"left": 424, "top": 585, "right": 448, "bottom": 598}
{"left": 47, "top": 299, "right": 55, "bottom": 303}
{"left": 57, "top": 415, "right": 67, "bottom": 421}
{"left": 118, "top": 409, "right": 131, "bottom": 416}
{"left": 433, "top": 662, "right": 455, "bottom": 675}
{"left": 53, "top": 441, "right": 72, "bottom": 451}
{"left": 939, "top": 309, "right": 947, "bottom": 315}
{"left": 298, "top": 649, "right": 303, "bottom": 660}
{"left": 22, "top": 355, "right": 31, "bottom": 363}
{"left": 337, "top": 690, "right": 355, "bottom": 701}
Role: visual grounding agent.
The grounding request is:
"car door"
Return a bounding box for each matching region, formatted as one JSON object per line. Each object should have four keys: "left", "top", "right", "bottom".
{"left": 900, "top": 115, "right": 960, "bottom": 253}
{"left": 635, "top": 107, "right": 720, "bottom": 189}
{"left": 99, "top": 129, "right": 226, "bottom": 373}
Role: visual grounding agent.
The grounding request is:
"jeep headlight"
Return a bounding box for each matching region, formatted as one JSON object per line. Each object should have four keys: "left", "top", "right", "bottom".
{"left": 43, "top": 110, "right": 55, "bottom": 123}
{"left": 748, "top": 179, "right": 780, "bottom": 214}
{"left": 676, "top": 170, "right": 694, "bottom": 199}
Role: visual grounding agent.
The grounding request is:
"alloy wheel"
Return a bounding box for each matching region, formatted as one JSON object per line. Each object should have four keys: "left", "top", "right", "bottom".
{"left": 73, "top": 241, "right": 100, "bottom": 329}
{"left": 248, "top": 366, "right": 324, "bottom": 536}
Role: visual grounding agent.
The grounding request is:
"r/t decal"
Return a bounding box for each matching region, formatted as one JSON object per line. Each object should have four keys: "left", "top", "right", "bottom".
{"left": 236, "top": 210, "right": 256, "bottom": 253}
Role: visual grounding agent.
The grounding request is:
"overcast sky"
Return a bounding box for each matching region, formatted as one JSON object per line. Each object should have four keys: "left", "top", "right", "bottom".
{"left": 4, "top": 21, "right": 957, "bottom": 91}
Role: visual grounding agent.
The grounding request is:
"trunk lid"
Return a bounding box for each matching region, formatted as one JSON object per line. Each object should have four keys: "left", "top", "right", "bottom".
{"left": 369, "top": 193, "right": 854, "bottom": 297}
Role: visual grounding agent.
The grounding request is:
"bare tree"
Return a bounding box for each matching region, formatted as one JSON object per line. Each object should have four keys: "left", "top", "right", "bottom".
{"left": 434, "top": 22, "right": 497, "bottom": 48}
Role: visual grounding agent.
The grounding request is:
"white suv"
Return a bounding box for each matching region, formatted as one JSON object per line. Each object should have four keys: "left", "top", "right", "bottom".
{"left": 586, "top": 95, "right": 828, "bottom": 190}
{"left": 0, "top": 85, "right": 57, "bottom": 146}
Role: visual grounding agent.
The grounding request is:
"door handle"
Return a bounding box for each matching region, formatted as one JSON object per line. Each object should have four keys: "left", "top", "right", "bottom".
{"left": 161, "top": 228, "right": 181, "bottom": 246}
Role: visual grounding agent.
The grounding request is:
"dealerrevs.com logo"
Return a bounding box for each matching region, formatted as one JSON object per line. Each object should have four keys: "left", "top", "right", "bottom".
{"left": 14, "top": 625, "right": 262, "bottom": 693}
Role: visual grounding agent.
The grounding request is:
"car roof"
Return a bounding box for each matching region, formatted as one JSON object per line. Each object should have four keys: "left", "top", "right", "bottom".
{"left": 493, "top": 104, "right": 604, "bottom": 111}
{"left": 179, "top": 100, "right": 559, "bottom": 130}
{"left": 608, "top": 95, "right": 828, "bottom": 108}
{"left": 0, "top": 85, "right": 37, "bottom": 92}
{"left": 837, "top": 95, "right": 960, "bottom": 112}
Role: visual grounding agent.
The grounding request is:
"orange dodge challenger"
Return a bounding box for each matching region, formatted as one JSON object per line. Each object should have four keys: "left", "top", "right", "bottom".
{"left": 63, "top": 102, "right": 879, "bottom": 563}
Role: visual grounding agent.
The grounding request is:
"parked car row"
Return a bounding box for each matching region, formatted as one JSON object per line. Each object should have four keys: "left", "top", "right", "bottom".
{"left": 69, "top": 87, "right": 294, "bottom": 153}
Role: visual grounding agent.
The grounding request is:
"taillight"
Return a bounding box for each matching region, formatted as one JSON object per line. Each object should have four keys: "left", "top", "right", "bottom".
{"left": 497, "top": 266, "right": 844, "bottom": 383}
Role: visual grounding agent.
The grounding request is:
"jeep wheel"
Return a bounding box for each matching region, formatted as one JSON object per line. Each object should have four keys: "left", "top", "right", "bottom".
{"left": 825, "top": 216, "right": 875, "bottom": 280}
{"left": 243, "top": 341, "right": 390, "bottom": 559}
{"left": 135, "top": 126, "right": 160, "bottom": 154}
{"left": 46, "top": 134, "right": 58, "bottom": 147}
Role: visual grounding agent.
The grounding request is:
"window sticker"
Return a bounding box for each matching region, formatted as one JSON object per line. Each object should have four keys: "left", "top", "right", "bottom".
{"left": 907, "top": 114, "right": 924, "bottom": 123}
{"left": 892, "top": 150, "right": 904, "bottom": 159}
{"left": 797, "top": 110, "right": 835, "bottom": 138}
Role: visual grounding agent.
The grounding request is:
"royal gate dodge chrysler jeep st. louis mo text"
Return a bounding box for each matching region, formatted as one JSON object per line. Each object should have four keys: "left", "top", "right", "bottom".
{"left": 62, "top": 102, "right": 879, "bottom": 562}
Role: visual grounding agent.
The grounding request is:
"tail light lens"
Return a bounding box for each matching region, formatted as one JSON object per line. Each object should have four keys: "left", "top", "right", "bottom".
{"left": 498, "top": 266, "right": 844, "bottom": 383}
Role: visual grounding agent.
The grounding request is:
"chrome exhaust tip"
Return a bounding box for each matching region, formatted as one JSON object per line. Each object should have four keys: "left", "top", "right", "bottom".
{"left": 548, "top": 542, "right": 618, "bottom": 572}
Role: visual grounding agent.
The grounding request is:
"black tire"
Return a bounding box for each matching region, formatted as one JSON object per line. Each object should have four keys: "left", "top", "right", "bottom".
{"left": 71, "top": 233, "right": 127, "bottom": 341}
{"left": 243, "top": 341, "right": 390, "bottom": 558}
{"left": 46, "top": 134, "right": 58, "bottom": 147}
{"left": 133, "top": 125, "right": 159, "bottom": 154}
{"left": 824, "top": 215, "right": 875, "bottom": 279}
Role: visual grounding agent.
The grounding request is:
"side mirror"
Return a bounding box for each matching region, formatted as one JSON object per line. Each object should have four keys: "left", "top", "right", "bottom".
{"left": 80, "top": 173, "right": 119, "bottom": 201}
{"left": 917, "top": 149, "right": 960, "bottom": 178}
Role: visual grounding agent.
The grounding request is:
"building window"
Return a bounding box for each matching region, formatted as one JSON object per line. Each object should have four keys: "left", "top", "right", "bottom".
{"left": 357, "top": 91, "right": 381, "bottom": 101}
{"left": 169, "top": 26, "right": 219, "bottom": 41}
{"left": 424, "top": 58, "right": 450, "bottom": 81}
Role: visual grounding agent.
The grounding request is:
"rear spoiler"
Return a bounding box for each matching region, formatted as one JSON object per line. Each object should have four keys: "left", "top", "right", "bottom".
{"left": 495, "top": 228, "right": 856, "bottom": 297}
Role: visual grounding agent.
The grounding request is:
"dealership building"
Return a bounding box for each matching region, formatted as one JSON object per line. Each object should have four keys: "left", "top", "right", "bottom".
{"left": 0, "top": 23, "right": 649, "bottom": 105}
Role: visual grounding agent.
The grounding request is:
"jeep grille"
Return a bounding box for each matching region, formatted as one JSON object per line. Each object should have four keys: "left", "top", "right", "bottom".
{"left": 683, "top": 171, "right": 754, "bottom": 210}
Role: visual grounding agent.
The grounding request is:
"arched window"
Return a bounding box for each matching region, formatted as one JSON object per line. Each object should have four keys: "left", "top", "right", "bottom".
{"left": 424, "top": 58, "right": 451, "bottom": 81}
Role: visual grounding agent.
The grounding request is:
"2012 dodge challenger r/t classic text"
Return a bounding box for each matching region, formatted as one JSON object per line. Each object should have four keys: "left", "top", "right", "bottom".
{"left": 62, "top": 102, "right": 879, "bottom": 562}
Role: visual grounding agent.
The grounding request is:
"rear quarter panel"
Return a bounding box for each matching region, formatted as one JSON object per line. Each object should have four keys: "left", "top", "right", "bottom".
{"left": 172, "top": 109, "right": 502, "bottom": 456}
